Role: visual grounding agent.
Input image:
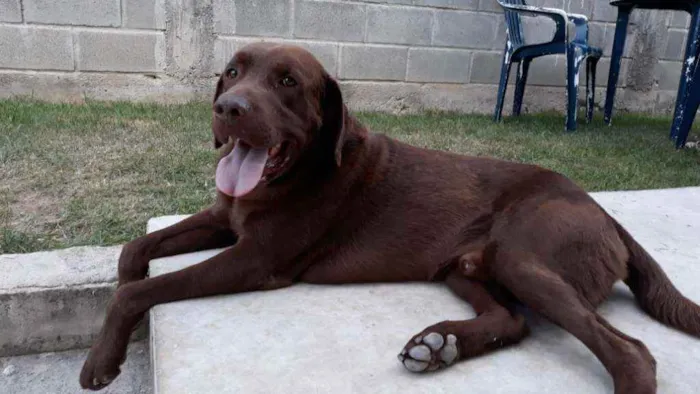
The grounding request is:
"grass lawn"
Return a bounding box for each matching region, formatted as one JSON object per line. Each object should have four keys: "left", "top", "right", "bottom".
{"left": 1, "top": 99, "right": 699, "bottom": 254}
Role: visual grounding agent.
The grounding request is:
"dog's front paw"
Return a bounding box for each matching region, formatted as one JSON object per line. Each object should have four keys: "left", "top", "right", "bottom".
{"left": 79, "top": 341, "right": 125, "bottom": 390}
{"left": 398, "top": 332, "right": 459, "bottom": 372}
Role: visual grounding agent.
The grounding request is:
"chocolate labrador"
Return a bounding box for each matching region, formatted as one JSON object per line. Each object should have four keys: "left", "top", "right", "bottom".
{"left": 80, "top": 43, "right": 700, "bottom": 393}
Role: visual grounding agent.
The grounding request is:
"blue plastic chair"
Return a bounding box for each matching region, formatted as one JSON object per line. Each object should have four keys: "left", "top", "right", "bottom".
{"left": 604, "top": 0, "right": 700, "bottom": 149}
{"left": 676, "top": 52, "right": 700, "bottom": 148}
{"left": 494, "top": 0, "right": 603, "bottom": 131}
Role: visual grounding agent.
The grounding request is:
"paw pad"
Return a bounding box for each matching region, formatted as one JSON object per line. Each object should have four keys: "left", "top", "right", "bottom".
{"left": 398, "top": 332, "right": 459, "bottom": 373}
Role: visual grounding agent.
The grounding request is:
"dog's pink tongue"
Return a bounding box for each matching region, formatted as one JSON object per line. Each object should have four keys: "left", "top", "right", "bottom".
{"left": 215, "top": 140, "right": 268, "bottom": 197}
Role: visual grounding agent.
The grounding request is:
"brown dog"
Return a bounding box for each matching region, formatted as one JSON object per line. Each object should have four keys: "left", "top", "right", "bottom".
{"left": 80, "top": 43, "right": 700, "bottom": 393}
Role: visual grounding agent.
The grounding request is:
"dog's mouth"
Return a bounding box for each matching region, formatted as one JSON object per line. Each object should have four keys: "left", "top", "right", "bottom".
{"left": 215, "top": 138, "right": 293, "bottom": 197}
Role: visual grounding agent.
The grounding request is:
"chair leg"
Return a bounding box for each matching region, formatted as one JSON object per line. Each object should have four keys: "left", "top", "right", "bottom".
{"left": 671, "top": 4, "right": 700, "bottom": 141}
{"left": 566, "top": 46, "right": 584, "bottom": 131}
{"left": 494, "top": 45, "right": 514, "bottom": 123}
{"left": 586, "top": 57, "right": 599, "bottom": 124}
{"left": 604, "top": 5, "right": 633, "bottom": 126}
{"left": 513, "top": 58, "right": 531, "bottom": 116}
{"left": 676, "top": 70, "right": 700, "bottom": 149}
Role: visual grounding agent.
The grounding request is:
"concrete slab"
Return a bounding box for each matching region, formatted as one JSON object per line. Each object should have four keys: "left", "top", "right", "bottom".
{"left": 148, "top": 188, "right": 700, "bottom": 394}
{"left": 0, "top": 246, "right": 120, "bottom": 290}
{"left": 0, "top": 245, "right": 145, "bottom": 357}
{"left": 0, "top": 246, "right": 123, "bottom": 356}
{"left": 0, "top": 340, "right": 150, "bottom": 394}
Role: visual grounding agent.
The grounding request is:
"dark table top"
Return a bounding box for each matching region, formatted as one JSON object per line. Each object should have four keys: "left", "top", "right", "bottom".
{"left": 610, "top": 0, "right": 697, "bottom": 12}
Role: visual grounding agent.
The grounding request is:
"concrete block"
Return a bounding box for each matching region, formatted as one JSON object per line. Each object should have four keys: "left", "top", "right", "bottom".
{"left": 0, "top": 285, "right": 116, "bottom": 356}
{"left": 123, "top": 0, "right": 166, "bottom": 29}
{"left": 0, "top": 0, "right": 22, "bottom": 22}
{"left": 0, "top": 25, "right": 74, "bottom": 71}
{"left": 655, "top": 90, "right": 680, "bottom": 114}
{"left": 213, "top": 37, "right": 339, "bottom": 76}
{"left": 0, "top": 246, "right": 148, "bottom": 357}
{"left": 669, "top": 11, "right": 690, "bottom": 28}
{"left": 478, "top": 0, "right": 501, "bottom": 12}
{"left": 655, "top": 60, "right": 682, "bottom": 91}
{"left": 0, "top": 247, "right": 119, "bottom": 290}
{"left": 470, "top": 51, "right": 502, "bottom": 84}
{"left": 213, "top": 0, "right": 236, "bottom": 34}
{"left": 618, "top": 87, "right": 659, "bottom": 113}
{"left": 294, "top": 1, "right": 366, "bottom": 42}
{"left": 528, "top": 0, "right": 564, "bottom": 8}
{"left": 23, "top": 0, "right": 120, "bottom": 27}
{"left": 147, "top": 187, "right": 700, "bottom": 394}
{"left": 621, "top": 30, "right": 637, "bottom": 58}
{"left": 592, "top": 0, "right": 618, "bottom": 23}
{"left": 521, "top": 15, "right": 556, "bottom": 45}
{"left": 527, "top": 55, "right": 567, "bottom": 87}
{"left": 589, "top": 22, "right": 613, "bottom": 57}
{"left": 77, "top": 30, "right": 165, "bottom": 72}
{"left": 494, "top": 18, "right": 507, "bottom": 50}
{"left": 360, "top": 0, "right": 412, "bottom": 4}
{"left": 340, "top": 45, "right": 407, "bottom": 81}
{"left": 287, "top": 41, "right": 339, "bottom": 76}
{"left": 366, "top": 5, "right": 432, "bottom": 45}
{"left": 339, "top": 80, "right": 569, "bottom": 117}
{"left": 212, "top": 37, "right": 244, "bottom": 73}
{"left": 663, "top": 29, "right": 687, "bottom": 61}
{"left": 166, "top": 0, "right": 216, "bottom": 78}
{"left": 406, "top": 48, "right": 471, "bottom": 83}
{"left": 469, "top": 51, "right": 518, "bottom": 84}
{"left": 566, "top": 0, "right": 592, "bottom": 15}
{"left": 0, "top": 70, "right": 214, "bottom": 103}
{"left": 233, "top": 0, "right": 291, "bottom": 37}
{"left": 413, "top": 0, "right": 478, "bottom": 10}
{"left": 433, "top": 10, "right": 499, "bottom": 49}
{"left": 596, "top": 57, "right": 629, "bottom": 88}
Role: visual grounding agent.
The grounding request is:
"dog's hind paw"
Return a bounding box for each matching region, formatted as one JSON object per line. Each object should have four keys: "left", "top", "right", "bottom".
{"left": 398, "top": 332, "right": 459, "bottom": 372}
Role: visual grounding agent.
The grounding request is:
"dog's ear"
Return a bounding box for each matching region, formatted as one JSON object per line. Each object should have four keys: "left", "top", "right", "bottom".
{"left": 212, "top": 76, "right": 224, "bottom": 149}
{"left": 321, "top": 76, "right": 347, "bottom": 167}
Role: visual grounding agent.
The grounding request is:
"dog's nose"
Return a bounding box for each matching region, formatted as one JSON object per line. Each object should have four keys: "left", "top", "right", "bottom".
{"left": 214, "top": 94, "right": 250, "bottom": 118}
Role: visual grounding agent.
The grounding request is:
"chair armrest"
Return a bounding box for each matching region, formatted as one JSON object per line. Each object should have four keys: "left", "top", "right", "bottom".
{"left": 567, "top": 13, "right": 590, "bottom": 44}
{"left": 567, "top": 13, "right": 589, "bottom": 24}
{"left": 497, "top": 2, "right": 568, "bottom": 42}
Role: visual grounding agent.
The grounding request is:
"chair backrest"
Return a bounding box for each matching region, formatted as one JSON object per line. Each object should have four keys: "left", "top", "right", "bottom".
{"left": 498, "top": 0, "right": 527, "bottom": 47}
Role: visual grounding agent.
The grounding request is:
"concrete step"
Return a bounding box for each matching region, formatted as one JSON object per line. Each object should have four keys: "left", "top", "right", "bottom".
{"left": 0, "top": 340, "right": 151, "bottom": 394}
{"left": 0, "top": 245, "right": 146, "bottom": 357}
{"left": 147, "top": 188, "right": 700, "bottom": 394}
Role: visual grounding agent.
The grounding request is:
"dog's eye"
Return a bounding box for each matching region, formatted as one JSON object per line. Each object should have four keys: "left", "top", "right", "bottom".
{"left": 280, "top": 76, "right": 297, "bottom": 87}
{"left": 227, "top": 68, "right": 238, "bottom": 79}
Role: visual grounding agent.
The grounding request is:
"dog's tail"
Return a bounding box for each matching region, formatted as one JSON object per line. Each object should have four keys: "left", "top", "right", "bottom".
{"left": 614, "top": 220, "right": 700, "bottom": 337}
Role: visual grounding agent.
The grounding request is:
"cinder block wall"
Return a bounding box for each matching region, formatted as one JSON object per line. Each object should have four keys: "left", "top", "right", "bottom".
{"left": 0, "top": 0, "right": 691, "bottom": 115}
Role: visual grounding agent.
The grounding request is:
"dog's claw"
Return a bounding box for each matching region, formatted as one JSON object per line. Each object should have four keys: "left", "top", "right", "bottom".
{"left": 399, "top": 331, "right": 460, "bottom": 373}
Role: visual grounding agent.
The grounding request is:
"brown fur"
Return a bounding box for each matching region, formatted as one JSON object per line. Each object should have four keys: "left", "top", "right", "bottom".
{"left": 80, "top": 43, "right": 700, "bottom": 393}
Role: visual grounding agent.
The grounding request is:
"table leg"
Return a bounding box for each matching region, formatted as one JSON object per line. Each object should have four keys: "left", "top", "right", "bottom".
{"left": 604, "top": 5, "right": 633, "bottom": 126}
{"left": 670, "top": 4, "right": 700, "bottom": 141}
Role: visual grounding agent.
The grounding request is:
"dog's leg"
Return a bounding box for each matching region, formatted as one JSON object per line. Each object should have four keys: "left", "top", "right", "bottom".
{"left": 80, "top": 241, "right": 286, "bottom": 391}
{"left": 491, "top": 248, "right": 656, "bottom": 394}
{"left": 398, "top": 271, "right": 529, "bottom": 372}
{"left": 118, "top": 207, "right": 236, "bottom": 286}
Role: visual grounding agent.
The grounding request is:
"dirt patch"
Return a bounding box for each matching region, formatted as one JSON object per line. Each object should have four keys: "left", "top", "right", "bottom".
{"left": 6, "top": 191, "right": 62, "bottom": 232}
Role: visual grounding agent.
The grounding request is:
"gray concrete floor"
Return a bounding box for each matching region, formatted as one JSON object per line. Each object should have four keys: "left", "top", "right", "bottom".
{"left": 0, "top": 341, "right": 151, "bottom": 394}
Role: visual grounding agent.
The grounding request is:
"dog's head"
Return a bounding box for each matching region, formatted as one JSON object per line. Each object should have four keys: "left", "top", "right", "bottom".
{"left": 212, "top": 42, "right": 354, "bottom": 198}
